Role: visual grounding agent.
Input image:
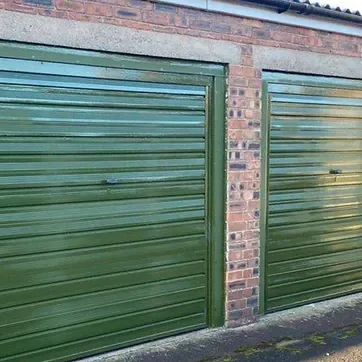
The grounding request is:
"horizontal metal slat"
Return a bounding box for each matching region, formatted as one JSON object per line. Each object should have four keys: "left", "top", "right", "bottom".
{"left": 269, "top": 195, "right": 362, "bottom": 214}
{"left": 0, "top": 104, "right": 205, "bottom": 123}
{"left": 1, "top": 275, "right": 205, "bottom": 326}
{"left": 0, "top": 300, "right": 205, "bottom": 359}
{"left": 0, "top": 170, "right": 205, "bottom": 189}
{"left": 0, "top": 122, "right": 205, "bottom": 138}
{"left": 0, "top": 158, "right": 205, "bottom": 176}
{"left": 0, "top": 71, "right": 206, "bottom": 95}
{"left": 0, "top": 181, "right": 205, "bottom": 208}
{"left": 268, "top": 236, "right": 362, "bottom": 263}
{"left": 1, "top": 284, "right": 206, "bottom": 340}
{"left": 267, "top": 279, "right": 362, "bottom": 313}
{"left": 269, "top": 259, "right": 362, "bottom": 286}
{"left": 269, "top": 248, "right": 362, "bottom": 276}
{"left": 0, "top": 58, "right": 212, "bottom": 86}
{"left": 270, "top": 174, "right": 362, "bottom": 191}
{"left": 265, "top": 73, "right": 362, "bottom": 90}
{"left": 269, "top": 203, "right": 362, "bottom": 227}
{"left": 0, "top": 84, "right": 205, "bottom": 109}
{"left": 0, "top": 220, "right": 205, "bottom": 258}
{"left": 0, "top": 41, "right": 224, "bottom": 77}
{"left": 269, "top": 269, "right": 362, "bottom": 300}
{"left": 271, "top": 102, "right": 362, "bottom": 118}
{"left": 269, "top": 227, "right": 362, "bottom": 251}
{"left": 0, "top": 195, "right": 204, "bottom": 222}
{"left": 271, "top": 94, "right": 362, "bottom": 107}
{"left": 270, "top": 139, "right": 362, "bottom": 153}
{"left": 268, "top": 83, "right": 362, "bottom": 99}
{"left": 270, "top": 129, "right": 362, "bottom": 140}
{"left": 270, "top": 152, "right": 362, "bottom": 167}
{"left": 0, "top": 139, "right": 205, "bottom": 156}
{"left": 3, "top": 314, "right": 206, "bottom": 362}
{"left": 0, "top": 260, "right": 205, "bottom": 309}
{"left": 1, "top": 235, "right": 206, "bottom": 291}
{"left": 0, "top": 209, "right": 204, "bottom": 240}
{"left": 0, "top": 94, "right": 204, "bottom": 112}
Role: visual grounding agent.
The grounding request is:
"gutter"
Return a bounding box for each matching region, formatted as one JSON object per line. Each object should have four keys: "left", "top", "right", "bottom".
{"left": 156, "top": 0, "right": 362, "bottom": 37}
{"left": 240, "top": 0, "right": 362, "bottom": 25}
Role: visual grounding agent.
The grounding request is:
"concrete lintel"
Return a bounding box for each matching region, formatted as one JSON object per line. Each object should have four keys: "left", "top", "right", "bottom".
{"left": 253, "top": 45, "right": 362, "bottom": 79}
{"left": 0, "top": 10, "right": 241, "bottom": 64}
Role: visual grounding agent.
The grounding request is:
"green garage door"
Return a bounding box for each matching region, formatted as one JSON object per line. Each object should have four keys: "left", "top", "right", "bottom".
{"left": 263, "top": 72, "right": 362, "bottom": 313}
{"left": 0, "top": 43, "right": 226, "bottom": 361}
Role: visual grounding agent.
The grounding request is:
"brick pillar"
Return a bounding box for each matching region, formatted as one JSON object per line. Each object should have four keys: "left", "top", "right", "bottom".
{"left": 226, "top": 48, "right": 262, "bottom": 326}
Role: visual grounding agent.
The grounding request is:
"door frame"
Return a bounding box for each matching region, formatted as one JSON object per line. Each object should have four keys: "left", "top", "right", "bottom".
{"left": 0, "top": 40, "right": 227, "bottom": 328}
{"left": 260, "top": 75, "right": 272, "bottom": 316}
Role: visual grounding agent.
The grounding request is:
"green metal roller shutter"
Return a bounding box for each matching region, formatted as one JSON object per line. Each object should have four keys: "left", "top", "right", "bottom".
{"left": 263, "top": 72, "right": 362, "bottom": 313}
{"left": 0, "top": 42, "right": 226, "bottom": 361}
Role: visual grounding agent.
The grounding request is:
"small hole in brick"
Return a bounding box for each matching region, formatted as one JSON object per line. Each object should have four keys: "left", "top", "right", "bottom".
{"left": 229, "top": 110, "right": 234, "bottom": 117}
{"left": 239, "top": 89, "right": 245, "bottom": 96}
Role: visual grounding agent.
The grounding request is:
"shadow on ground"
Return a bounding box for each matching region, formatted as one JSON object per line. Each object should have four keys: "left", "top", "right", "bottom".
{"left": 83, "top": 293, "right": 362, "bottom": 362}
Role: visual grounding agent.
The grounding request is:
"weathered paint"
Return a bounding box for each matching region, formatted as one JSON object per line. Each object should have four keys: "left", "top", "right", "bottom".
{"left": 262, "top": 72, "right": 362, "bottom": 313}
{"left": 0, "top": 42, "right": 226, "bottom": 362}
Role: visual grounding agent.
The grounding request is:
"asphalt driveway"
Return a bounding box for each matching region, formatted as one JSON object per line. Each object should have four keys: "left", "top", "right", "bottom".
{"left": 83, "top": 292, "right": 362, "bottom": 362}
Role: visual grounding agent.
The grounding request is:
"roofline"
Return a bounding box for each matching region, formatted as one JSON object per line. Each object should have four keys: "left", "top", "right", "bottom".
{"left": 241, "top": 0, "right": 362, "bottom": 25}
{"left": 156, "top": 0, "right": 362, "bottom": 38}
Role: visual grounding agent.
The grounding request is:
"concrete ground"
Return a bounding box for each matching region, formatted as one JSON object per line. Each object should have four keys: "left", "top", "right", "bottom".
{"left": 82, "top": 293, "right": 362, "bottom": 362}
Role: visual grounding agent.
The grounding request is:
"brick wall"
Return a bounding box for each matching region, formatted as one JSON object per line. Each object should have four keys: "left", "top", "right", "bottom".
{"left": 2, "top": 0, "right": 361, "bottom": 327}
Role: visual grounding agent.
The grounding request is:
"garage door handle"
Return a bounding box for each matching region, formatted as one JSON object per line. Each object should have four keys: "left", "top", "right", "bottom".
{"left": 105, "top": 178, "right": 117, "bottom": 185}
{"left": 329, "top": 169, "right": 342, "bottom": 175}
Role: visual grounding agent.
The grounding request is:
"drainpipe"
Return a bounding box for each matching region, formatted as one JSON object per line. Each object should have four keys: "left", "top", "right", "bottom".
{"left": 238, "top": 0, "right": 362, "bottom": 25}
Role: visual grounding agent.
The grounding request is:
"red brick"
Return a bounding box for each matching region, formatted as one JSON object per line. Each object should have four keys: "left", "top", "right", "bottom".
{"left": 38, "top": 8, "right": 68, "bottom": 18}
{"left": 56, "top": 0, "right": 84, "bottom": 12}
{"left": 142, "top": 10, "right": 174, "bottom": 25}
{"left": 247, "top": 277, "right": 260, "bottom": 287}
{"left": 5, "top": 2, "right": 37, "bottom": 13}
{"left": 228, "top": 299, "right": 247, "bottom": 311}
{"left": 127, "top": 0, "right": 152, "bottom": 9}
{"left": 229, "top": 65, "right": 255, "bottom": 78}
{"left": 115, "top": 6, "right": 141, "bottom": 19}
{"left": 227, "top": 271, "right": 244, "bottom": 282}
{"left": 228, "top": 222, "right": 247, "bottom": 232}
{"left": 84, "top": 2, "right": 113, "bottom": 16}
